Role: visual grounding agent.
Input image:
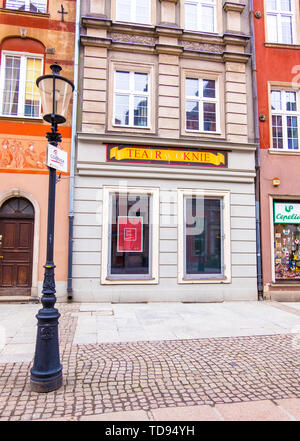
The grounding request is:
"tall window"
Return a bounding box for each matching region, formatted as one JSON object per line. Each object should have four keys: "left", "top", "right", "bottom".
{"left": 113, "top": 71, "right": 149, "bottom": 128}
{"left": 266, "top": 0, "right": 295, "bottom": 44}
{"left": 108, "top": 192, "right": 151, "bottom": 279}
{"left": 185, "top": 0, "right": 216, "bottom": 33}
{"left": 0, "top": 52, "right": 43, "bottom": 118}
{"left": 184, "top": 196, "right": 223, "bottom": 279}
{"left": 271, "top": 90, "right": 299, "bottom": 150}
{"left": 116, "top": 0, "right": 150, "bottom": 24}
{"left": 5, "top": 1, "right": 47, "bottom": 13}
{"left": 186, "top": 77, "right": 218, "bottom": 133}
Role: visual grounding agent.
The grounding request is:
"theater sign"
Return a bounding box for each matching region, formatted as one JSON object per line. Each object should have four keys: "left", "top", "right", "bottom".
{"left": 107, "top": 145, "right": 228, "bottom": 168}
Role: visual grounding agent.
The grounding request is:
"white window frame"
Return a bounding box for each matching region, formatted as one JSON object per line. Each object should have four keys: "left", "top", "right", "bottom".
{"left": 184, "top": 0, "right": 217, "bottom": 33}
{"left": 266, "top": 0, "right": 296, "bottom": 44}
{"left": 101, "top": 186, "right": 159, "bottom": 285}
{"left": 178, "top": 189, "right": 231, "bottom": 284}
{"left": 113, "top": 70, "right": 150, "bottom": 129}
{"left": 115, "top": 0, "right": 151, "bottom": 24}
{"left": 5, "top": 1, "right": 47, "bottom": 14}
{"left": 185, "top": 76, "right": 220, "bottom": 134}
{"left": 270, "top": 88, "right": 300, "bottom": 151}
{"left": 0, "top": 50, "right": 43, "bottom": 119}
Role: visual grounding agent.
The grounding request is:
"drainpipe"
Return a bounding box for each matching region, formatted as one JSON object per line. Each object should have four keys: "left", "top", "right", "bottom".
{"left": 249, "top": 0, "right": 263, "bottom": 300}
{"left": 67, "top": 0, "right": 81, "bottom": 301}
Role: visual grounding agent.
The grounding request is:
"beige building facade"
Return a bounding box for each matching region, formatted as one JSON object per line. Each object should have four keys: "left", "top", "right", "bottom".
{"left": 72, "top": 0, "right": 257, "bottom": 302}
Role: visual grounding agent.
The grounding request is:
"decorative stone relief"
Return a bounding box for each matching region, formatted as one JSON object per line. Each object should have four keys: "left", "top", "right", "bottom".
{"left": 108, "top": 33, "right": 157, "bottom": 45}
{"left": 181, "top": 41, "right": 224, "bottom": 53}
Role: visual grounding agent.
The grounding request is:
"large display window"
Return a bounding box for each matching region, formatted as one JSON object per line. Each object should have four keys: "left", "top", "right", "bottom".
{"left": 178, "top": 189, "right": 231, "bottom": 283}
{"left": 101, "top": 187, "right": 159, "bottom": 284}
{"left": 274, "top": 201, "right": 300, "bottom": 280}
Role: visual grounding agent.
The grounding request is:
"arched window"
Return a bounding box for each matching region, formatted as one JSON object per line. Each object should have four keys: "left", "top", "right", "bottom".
{"left": 0, "top": 197, "right": 34, "bottom": 218}
{"left": 0, "top": 38, "right": 45, "bottom": 118}
{"left": 5, "top": 1, "right": 47, "bottom": 14}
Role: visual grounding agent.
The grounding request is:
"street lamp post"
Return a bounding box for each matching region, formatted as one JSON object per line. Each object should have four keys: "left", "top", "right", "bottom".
{"left": 30, "top": 62, "right": 74, "bottom": 393}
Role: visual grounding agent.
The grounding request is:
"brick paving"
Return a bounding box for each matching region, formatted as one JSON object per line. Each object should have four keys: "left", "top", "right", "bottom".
{"left": 0, "top": 303, "right": 299, "bottom": 421}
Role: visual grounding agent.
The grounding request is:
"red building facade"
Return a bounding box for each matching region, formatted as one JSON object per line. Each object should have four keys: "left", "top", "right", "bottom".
{"left": 254, "top": 0, "right": 300, "bottom": 299}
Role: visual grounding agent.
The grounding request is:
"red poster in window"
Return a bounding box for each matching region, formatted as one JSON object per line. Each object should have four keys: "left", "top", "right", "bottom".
{"left": 117, "top": 216, "right": 143, "bottom": 252}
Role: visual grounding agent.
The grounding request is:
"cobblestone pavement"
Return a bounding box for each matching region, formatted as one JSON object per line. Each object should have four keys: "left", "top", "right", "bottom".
{"left": 0, "top": 303, "right": 299, "bottom": 421}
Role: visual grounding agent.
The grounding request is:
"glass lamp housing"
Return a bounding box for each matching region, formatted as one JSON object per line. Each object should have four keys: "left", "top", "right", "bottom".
{"left": 36, "top": 63, "right": 74, "bottom": 124}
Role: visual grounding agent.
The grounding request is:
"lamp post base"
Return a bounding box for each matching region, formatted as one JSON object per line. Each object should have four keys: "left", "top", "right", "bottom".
{"left": 30, "top": 371, "right": 63, "bottom": 393}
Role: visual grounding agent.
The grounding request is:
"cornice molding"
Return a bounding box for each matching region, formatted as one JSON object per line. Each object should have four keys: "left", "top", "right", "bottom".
{"left": 77, "top": 132, "right": 257, "bottom": 152}
{"left": 223, "top": 2, "right": 246, "bottom": 13}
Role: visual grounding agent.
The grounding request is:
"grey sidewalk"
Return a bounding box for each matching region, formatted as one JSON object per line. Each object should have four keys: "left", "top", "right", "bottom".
{"left": 0, "top": 300, "right": 299, "bottom": 421}
{"left": 1, "top": 300, "right": 300, "bottom": 363}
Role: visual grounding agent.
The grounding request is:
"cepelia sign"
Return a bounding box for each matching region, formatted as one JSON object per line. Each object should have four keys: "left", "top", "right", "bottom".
{"left": 47, "top": 144, "right": 68, "bottom": 172}
{"left": 117, "top": 216, "right": 143, "bottom": 252}
{"left": 274, "top": 203, "right": 300, "bottom": 224}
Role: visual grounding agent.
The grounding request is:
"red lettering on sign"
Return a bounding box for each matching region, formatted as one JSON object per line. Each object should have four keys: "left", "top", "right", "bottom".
{"left": 184, "top": 152, "right": 191, "bottom": 161}
{"left": 142, "top": 150, "right": 149, "bottom": 159}
{"left": 155, "top": 151, "right": 162, "bottom": 159}
{"left": 192, "top": 152, "right": 199, "bottom": 161}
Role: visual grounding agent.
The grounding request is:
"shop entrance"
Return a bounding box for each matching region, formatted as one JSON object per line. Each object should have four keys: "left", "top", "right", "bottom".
{"left": 274, "top": 201, "right": 300, "bottom": 281}
{"left": 0, "top": 197, "right": 34, "bottom": 295}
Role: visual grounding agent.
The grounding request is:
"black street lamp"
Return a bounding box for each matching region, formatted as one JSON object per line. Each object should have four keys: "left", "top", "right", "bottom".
{"left": 30, "top": 62, "right": 74, "bottom": 393}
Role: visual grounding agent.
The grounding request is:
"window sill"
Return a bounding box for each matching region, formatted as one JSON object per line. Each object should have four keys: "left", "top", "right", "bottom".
{"left": 0, "top": 115, "right": 43, "bottom": 122}
{"left": 101, "top": 277, "right": 158, "bottom": 285}
{"left": 179, "top": 278, "right": 230, "bottom": 284}
{"left": 0, "top": 8, "right": 49, "bottom": 18}
{"left": 269, "top": 149, "right": 300, "bottom": 155}
{"left": 264, "top": 42, "right": 300, "bottom": 50}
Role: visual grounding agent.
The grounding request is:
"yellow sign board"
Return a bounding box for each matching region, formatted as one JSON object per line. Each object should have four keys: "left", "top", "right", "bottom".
{"left": 107, "top": 145, "right": 228, "bottom": 168}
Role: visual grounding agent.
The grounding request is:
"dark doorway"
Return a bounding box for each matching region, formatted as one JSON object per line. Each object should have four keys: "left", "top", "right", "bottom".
{"left": 0, "top": 197, "right": 34, "bottom": 296}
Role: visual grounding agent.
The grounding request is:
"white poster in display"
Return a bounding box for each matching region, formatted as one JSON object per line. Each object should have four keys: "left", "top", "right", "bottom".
{"left": 46, "top": 144, "right": 68, "bottom": 172}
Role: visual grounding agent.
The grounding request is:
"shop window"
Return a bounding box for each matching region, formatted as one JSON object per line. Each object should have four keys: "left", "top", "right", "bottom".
{"left": 102, "top": 187, "right": 159, "bottom": 283}
{"left": 115, "top": 0, "right": 150, "bottom": 24}
{"left": 266, "top": 0, "right": 295, "bottom": 44}
{"left": 113, "top": 71, "right": 149, "bottom": 128}
{"left": 184, "top": 0, "right": 216, "bottom": 33}
{"left": 270, "top": 89, "right": 299, "bottom": 150}
{"left": 5, "top": 1, "right": 47, "bottom": 13}
{"left": 0, "top": 52, "right": 43, "bottom": 118}
{"left": 185, "top": 77, "right": 218, "bottom": 133}
{"left": 274, "top": 201, "right": 300, "bottom": 280}
{"left": 178, "top": 189, "right": 230, "bottom": 283}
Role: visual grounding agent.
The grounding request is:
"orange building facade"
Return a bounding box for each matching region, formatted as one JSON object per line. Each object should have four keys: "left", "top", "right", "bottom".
{"left": 254, "top": 0, "right": 300, "bottom": 299}
{"left": 0, "top": 1, "right": 75, "bottom": 300}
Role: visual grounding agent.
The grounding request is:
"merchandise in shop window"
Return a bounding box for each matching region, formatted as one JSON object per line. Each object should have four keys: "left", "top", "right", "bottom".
{"left": 274, "top": 224, "right": 300, "bottom": 280}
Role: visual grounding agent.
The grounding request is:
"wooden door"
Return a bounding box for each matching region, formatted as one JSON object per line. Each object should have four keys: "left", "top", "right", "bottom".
{"left": 0, "top": 198, "right": 34, "bottom": 296}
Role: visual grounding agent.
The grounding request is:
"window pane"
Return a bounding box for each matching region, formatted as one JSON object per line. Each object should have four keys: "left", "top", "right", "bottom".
{"left": 115, "top": 71, "right": 130, "bottom": 91}
{"left": 6, "top": 1, "right": 47, "bottom": 13}
{"left": 185, "top": 3, "right": 198, "bottom": 30}
{"left": 2, "top": 56, "right": 21, "bottom": 116}
{"left": 201, "top": 5, "right": 214, "bottom": 32}
{"left": 134, "top": 73, "right": 148, "bottom": 93}
{"left": 116, "top": 0, "right": 131, "bottom": 21}
{"left": 266, "top": 0, "right": 277, "bottom": 10}
{"left": 281, "top": 15, "right": 293, "bottom": 44}
{"left": 203, "top": 80, "right": 215, "bottom": 98}
{"left": 271, "top": 90, "right": 282, "bottom": 110}
{"left": 203, "top": 102, "right": 216, "bottom": 131}
{"left": 24, "top": 58, "right": 41, "bottom": 117}
{"left": 272, "top": 115, "right": 283, "bottom": 148}
{"left": 286, "top": 91, "right": 297, "bottom": 111}
{"left": 186, "top": 101, "right": 199, "bottom": 130}
{"left": 186, "top": 78, "right": 199, "bottom": 97}
{"left": 136, "top": 0, "right": 150, "bottom": 23}
{"left": 287, "top": 116, "right": 298, "bottom": 149}
{"left": 110, "top": 193, "right": 150, "bottom": 276}
{"left": 114, "top": 94, "right": 129, "bottom": 125}
{"left": 134, "top": 96, "right": 148, "bottom": 126}
{"left": 267, "top": 14, "right": 278, "bottom": 42}
{"left": 281, "top": 0, "right": 291, "bottom": 11}
{"left": 185, "top": 197, "right": 222, "bottom": 276}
